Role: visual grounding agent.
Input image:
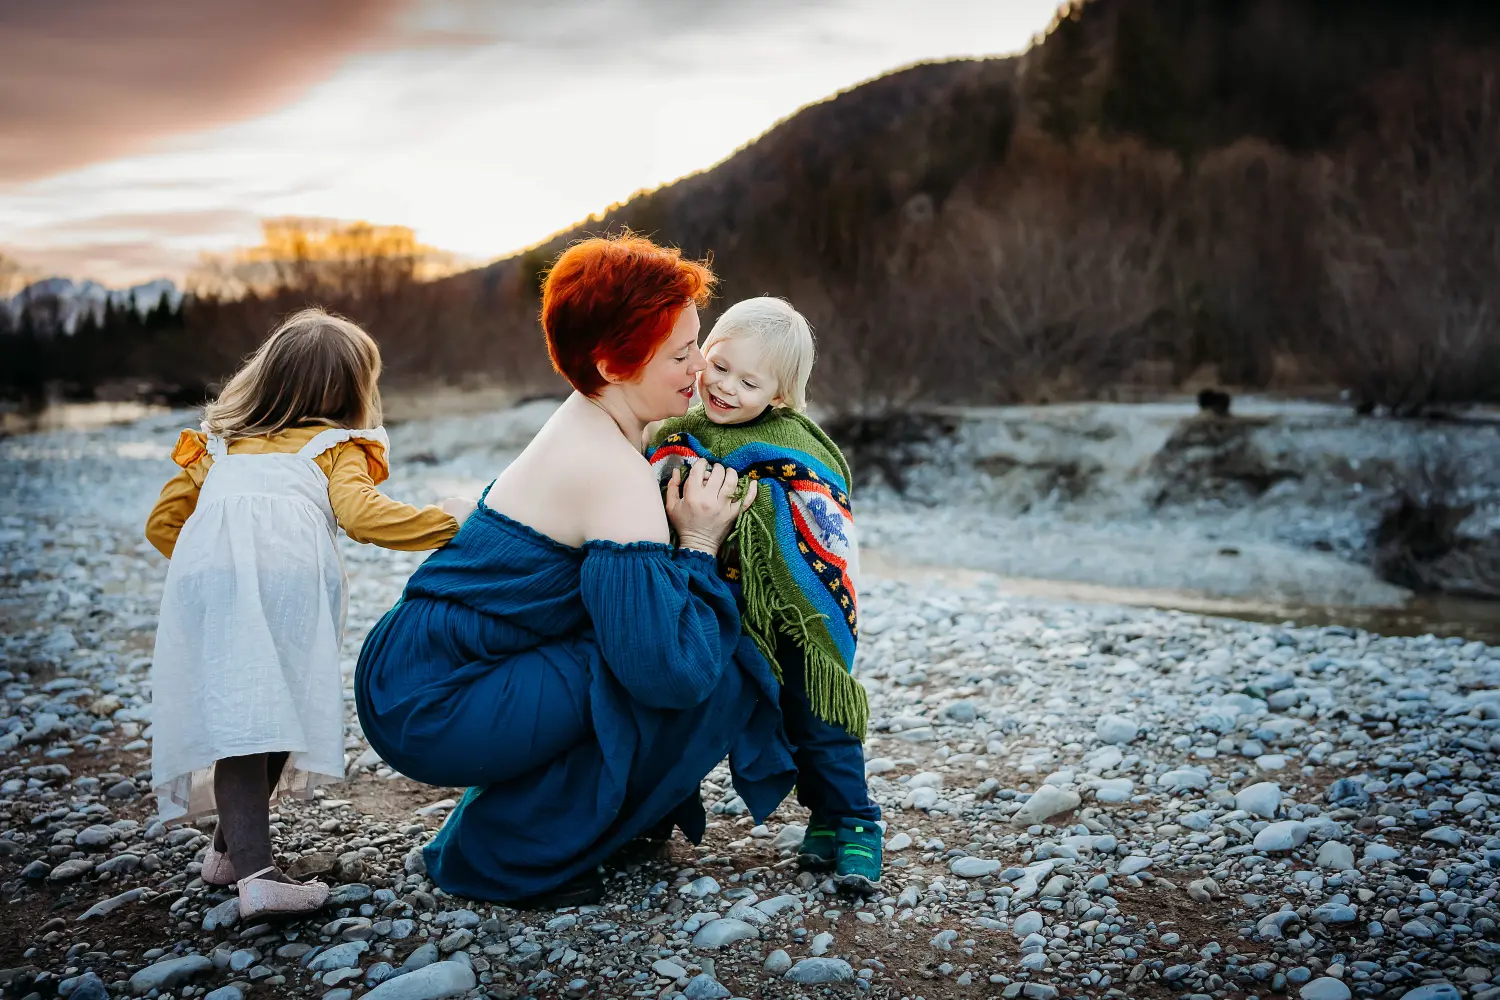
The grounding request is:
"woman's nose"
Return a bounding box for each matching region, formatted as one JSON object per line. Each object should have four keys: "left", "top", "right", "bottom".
{"left": 687, "top": 345, "right": 707, "bottom": 376}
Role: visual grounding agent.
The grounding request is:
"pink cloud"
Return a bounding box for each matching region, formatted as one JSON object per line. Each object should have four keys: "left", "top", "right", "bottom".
{"left": 0, "top": 0, "right": 412, "bottom": 184}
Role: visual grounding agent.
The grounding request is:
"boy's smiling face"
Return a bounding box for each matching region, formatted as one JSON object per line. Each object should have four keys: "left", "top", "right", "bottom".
{"left": 698, "top": 335, "right": 783, "bottom": 424}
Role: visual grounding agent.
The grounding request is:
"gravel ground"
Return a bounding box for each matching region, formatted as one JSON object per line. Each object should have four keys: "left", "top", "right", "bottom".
{"left": 1, "top": 407, "right": 1498, "bottom": 1000}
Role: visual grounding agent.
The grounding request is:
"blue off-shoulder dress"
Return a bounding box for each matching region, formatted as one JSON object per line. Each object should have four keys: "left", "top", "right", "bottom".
{"left": 354, "top": 489, "right": 796, "bottom": 902}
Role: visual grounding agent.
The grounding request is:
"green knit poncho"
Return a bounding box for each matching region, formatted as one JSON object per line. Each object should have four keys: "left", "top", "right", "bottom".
{"left": 648, "top": 406, "right": 867, "bottom": 738}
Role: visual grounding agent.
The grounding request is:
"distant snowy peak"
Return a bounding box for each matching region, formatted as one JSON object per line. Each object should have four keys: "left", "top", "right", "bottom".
{"left": 7, "top": 277, "right": 183, "bottom": 333}
{"left": 114, "top": 278, "right": 181, "bottom": 311}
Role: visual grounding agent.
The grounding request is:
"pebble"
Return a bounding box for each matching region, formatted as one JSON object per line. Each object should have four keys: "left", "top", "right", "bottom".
{"left": 1253, "top": 820, "right": 1309, "bottom": 852}
{"left": 754, "top": 894, "right": 802, "bottom": 917}
{"left": 951, "top": 857, "right": 1002, "bottom": 878}
{"left": 76, "top": 886, "right": 144, "bottom": 920}
{"left": 1093, "top": 777, "right": 1134, "bottom": 803}
{"left": 202, "top": 896, "right": 241, "bottom": 931}
{"left": 772, "top": 824, "right": 805, "bottom": 849}
{"left": 691, "top": 918, "right": 758, "bottom": 949}
{"left": 361, "top": 961, "right": 478, "bottom": 999}
{"left": 652, "top": 959, "right": 687, "bottom": 979}
{"left": 308, "top": 941, "right": 370, "bottom": 972}
{"left": 682, "top": 875, "right": 721, "bottom": 898}
{"left": 764, "top": 950, "right": 793, "bottom": 974}
{"left": 401, "top": 942, "right": 439, "bottom": 970}
{"left": 1235, "top": 780, "right": 1282, "bottom": 818}
{"left": 1300, "top": 977, "right": 1353, "bottom": 1000}
{"left": 128, "top": 955, "right": 214, "bottom": 993}
{"left": 74, "top": 823, "right": 119, "bottom": 848}
{"left": 1158, "top": 768, "right": 1209, "bottom": 791}
{"left": 785, "top": 959, "right": 855, "bottom": 984}
{"left": 1403, "top": 985, "right": 1462, "bottom": 1000}
{"left": 1315, "top": 840, "right": 1355, "bottom": 871}
{"left": 1012, "top": 911, "right": 1044, "bottom": 938}
{"left": 1012, "top": 784, "right": 1080, "bottom": 824}
{"left": 1095, "top": 714, "right": 1139, "bottom": 744}
{"left": 47, "top": 858, "right": 95, "bottom": 882}
{"left": 683, "top": 974, "right": 732, "bottom": 999}
{"left": 64, "top": 973, "right": 108, "bottom": 1000}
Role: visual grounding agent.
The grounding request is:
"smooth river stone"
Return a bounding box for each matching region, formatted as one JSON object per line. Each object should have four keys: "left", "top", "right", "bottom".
{"left": 1012, "top": 785, "right": 1080, "bottom": 825}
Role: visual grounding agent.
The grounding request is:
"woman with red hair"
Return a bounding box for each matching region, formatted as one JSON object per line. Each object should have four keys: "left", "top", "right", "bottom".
{"left": 355, "top": 234, "right": 796, "bottom": 906}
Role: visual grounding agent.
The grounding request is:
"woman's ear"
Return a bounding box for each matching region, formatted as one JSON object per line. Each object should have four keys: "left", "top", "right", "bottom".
{"left": 595, "top": 358, "right": 625, "bottom": 385}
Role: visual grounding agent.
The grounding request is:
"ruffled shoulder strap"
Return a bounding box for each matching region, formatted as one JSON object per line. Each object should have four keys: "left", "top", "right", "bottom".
{"left": 171, "top": 428, "right": 213, "bottom": 467}
{"left": 298, "top": 426, "right": 392, "bottom": 483}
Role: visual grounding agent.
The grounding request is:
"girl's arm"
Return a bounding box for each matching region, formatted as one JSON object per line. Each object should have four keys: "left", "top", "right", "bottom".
{"left": 144, "top": 466, "right": 207, "bottom": 559}
{"left": 144, "top": 430, "right": 211, "bottom": 559}
{"left": 325, "top": 442, "right": 460, "bottom": 550}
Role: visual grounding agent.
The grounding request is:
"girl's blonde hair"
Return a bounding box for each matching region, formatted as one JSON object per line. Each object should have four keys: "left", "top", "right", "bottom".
{"left": 203, "top": 308, "right": 383, "bottom": 441}
{"left": 703, "top": 296, "right": 815, "bottom": 412}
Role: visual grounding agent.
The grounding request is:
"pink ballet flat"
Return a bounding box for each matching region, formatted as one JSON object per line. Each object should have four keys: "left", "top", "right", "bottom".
{"left": 236, "top": 866, "right": 329, "bottom": 920}
{"left": 200, "top": 845, "right": 236, "bottom": 886}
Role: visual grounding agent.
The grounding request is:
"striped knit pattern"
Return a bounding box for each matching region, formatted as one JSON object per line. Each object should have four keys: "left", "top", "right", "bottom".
{"left": 648, "top": 406, "right": 867, "bottom": 739}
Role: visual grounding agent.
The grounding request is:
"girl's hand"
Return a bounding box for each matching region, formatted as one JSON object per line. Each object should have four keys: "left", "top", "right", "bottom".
{"left": 665, "top": 461, "right": 757, "bottom": 555}
{"left": 440, "top": 497, "right": 478, "bottom": 523}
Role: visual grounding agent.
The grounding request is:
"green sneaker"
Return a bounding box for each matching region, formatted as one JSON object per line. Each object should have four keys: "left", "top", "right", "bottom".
{"left": 833, "top": 818, "right": 883, "bottom": 894}
{"left": 796, "top": 818, "right": 839, "bottom": 872}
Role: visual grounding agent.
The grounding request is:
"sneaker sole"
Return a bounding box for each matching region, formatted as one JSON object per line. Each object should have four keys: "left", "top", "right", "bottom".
{"left": 606, "top": 838, "right": 671, "bottom": 867}
{"left": 835, "top": 872, "right": 881, "bottom": 895}
{"left": 505, "top": 877, "right": 606, "bottom": 910}
{"left": 797, "top": 852, "right": 836, "bottom": 873}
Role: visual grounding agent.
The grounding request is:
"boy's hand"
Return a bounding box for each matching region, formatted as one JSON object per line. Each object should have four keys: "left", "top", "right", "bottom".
{"left": 440, "top": 497, "right": 478, "bottom": 523}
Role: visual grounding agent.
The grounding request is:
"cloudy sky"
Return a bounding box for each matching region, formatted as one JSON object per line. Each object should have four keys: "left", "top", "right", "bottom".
{"left": 0, "top": 0, "right": 1059, "bottom": 287}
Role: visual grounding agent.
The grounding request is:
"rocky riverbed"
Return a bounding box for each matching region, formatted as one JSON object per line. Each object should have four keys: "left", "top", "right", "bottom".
{"left": 1, "top": 406, "right": 1499, "bottom": 1000}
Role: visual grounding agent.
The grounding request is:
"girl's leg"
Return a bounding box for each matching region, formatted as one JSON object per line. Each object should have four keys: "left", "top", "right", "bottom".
{"left": 214, "top": 754, "right": 291, "bottom": 884}
{"left": 212, "top": 752, "right": 285, "bottom": 853}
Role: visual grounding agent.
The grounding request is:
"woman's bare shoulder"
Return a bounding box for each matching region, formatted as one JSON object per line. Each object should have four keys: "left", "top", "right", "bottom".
{"left": 580, "top": 434, "right": 670, "bottom": 546}
{"left": 487, "top": 403, "right": 668, "bottom": 547}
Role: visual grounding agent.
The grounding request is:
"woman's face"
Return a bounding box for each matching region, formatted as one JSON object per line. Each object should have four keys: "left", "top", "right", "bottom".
{"left": 627, "top": 303, "right": 705, "bottom": 420}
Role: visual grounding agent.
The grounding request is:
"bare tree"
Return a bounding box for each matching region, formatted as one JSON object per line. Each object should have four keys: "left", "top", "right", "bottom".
{"left": 1313, "top": 51, "right": 1500, "bottom": 415}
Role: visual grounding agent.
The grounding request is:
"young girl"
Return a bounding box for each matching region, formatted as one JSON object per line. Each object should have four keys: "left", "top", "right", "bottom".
{"left": 647, "top": 297, "right": 883, "bottom": 892}
{"left": 145, "top": 308, "right": 466, "bottom": 918}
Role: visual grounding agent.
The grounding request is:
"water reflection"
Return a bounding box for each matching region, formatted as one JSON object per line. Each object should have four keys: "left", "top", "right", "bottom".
{"left": 2, "top": 401, "right": 168, "bottom": 435}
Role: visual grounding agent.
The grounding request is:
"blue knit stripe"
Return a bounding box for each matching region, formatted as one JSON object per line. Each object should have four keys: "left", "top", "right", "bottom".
{"left": 767, "top": 480, "right": 857, "bottom": 668}
{"left": 669, "top": 435, "right": 850, "bottom": 494}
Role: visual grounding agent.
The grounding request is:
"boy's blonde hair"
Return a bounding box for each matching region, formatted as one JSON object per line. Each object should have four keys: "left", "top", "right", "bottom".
{"left": 203, "top": 308, "right": 383, "bottom": 442}
{"left": 703, "top": 296, "right": 815, "bottom": 412}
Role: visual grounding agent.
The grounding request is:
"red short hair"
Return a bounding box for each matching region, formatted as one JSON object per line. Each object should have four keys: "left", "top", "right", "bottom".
{"left": 541, "top": 233, "right": 715, "bottom": 396}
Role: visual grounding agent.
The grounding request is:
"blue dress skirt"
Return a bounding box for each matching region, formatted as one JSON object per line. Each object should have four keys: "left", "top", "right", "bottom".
{"left": 354, "top": 497, "right": 795, "bottom": 902}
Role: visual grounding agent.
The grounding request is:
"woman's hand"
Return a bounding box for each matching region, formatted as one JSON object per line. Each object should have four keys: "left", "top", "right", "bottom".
{"left": 665, "top": 460, "right": 757, "bottom": 555}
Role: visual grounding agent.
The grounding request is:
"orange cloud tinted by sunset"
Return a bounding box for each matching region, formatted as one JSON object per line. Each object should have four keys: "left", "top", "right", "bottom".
{"left": 0, "top": 0, "right": 411, "bottom": 184}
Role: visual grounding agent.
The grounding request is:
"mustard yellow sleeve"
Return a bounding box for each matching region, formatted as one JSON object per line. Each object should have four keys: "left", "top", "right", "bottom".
{"left": 145, "top": 432, "right": 212, "bottom": 559}
{"left": 325, "top": 442, "right": 459, "bottom": 550}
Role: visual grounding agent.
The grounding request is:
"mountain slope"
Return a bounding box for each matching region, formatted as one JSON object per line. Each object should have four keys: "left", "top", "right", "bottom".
{"left": 442, "top": 57, "right": 1019, "bottom": 373}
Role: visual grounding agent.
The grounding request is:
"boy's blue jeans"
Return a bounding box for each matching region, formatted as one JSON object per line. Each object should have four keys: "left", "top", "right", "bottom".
{"left": 774, "top": 633, "right": 881, "bottom": 824}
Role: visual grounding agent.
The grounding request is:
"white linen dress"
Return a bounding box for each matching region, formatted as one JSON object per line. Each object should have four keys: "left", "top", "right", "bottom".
{"left": 149, "top": 427, "right": 388, "bottom": 823}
